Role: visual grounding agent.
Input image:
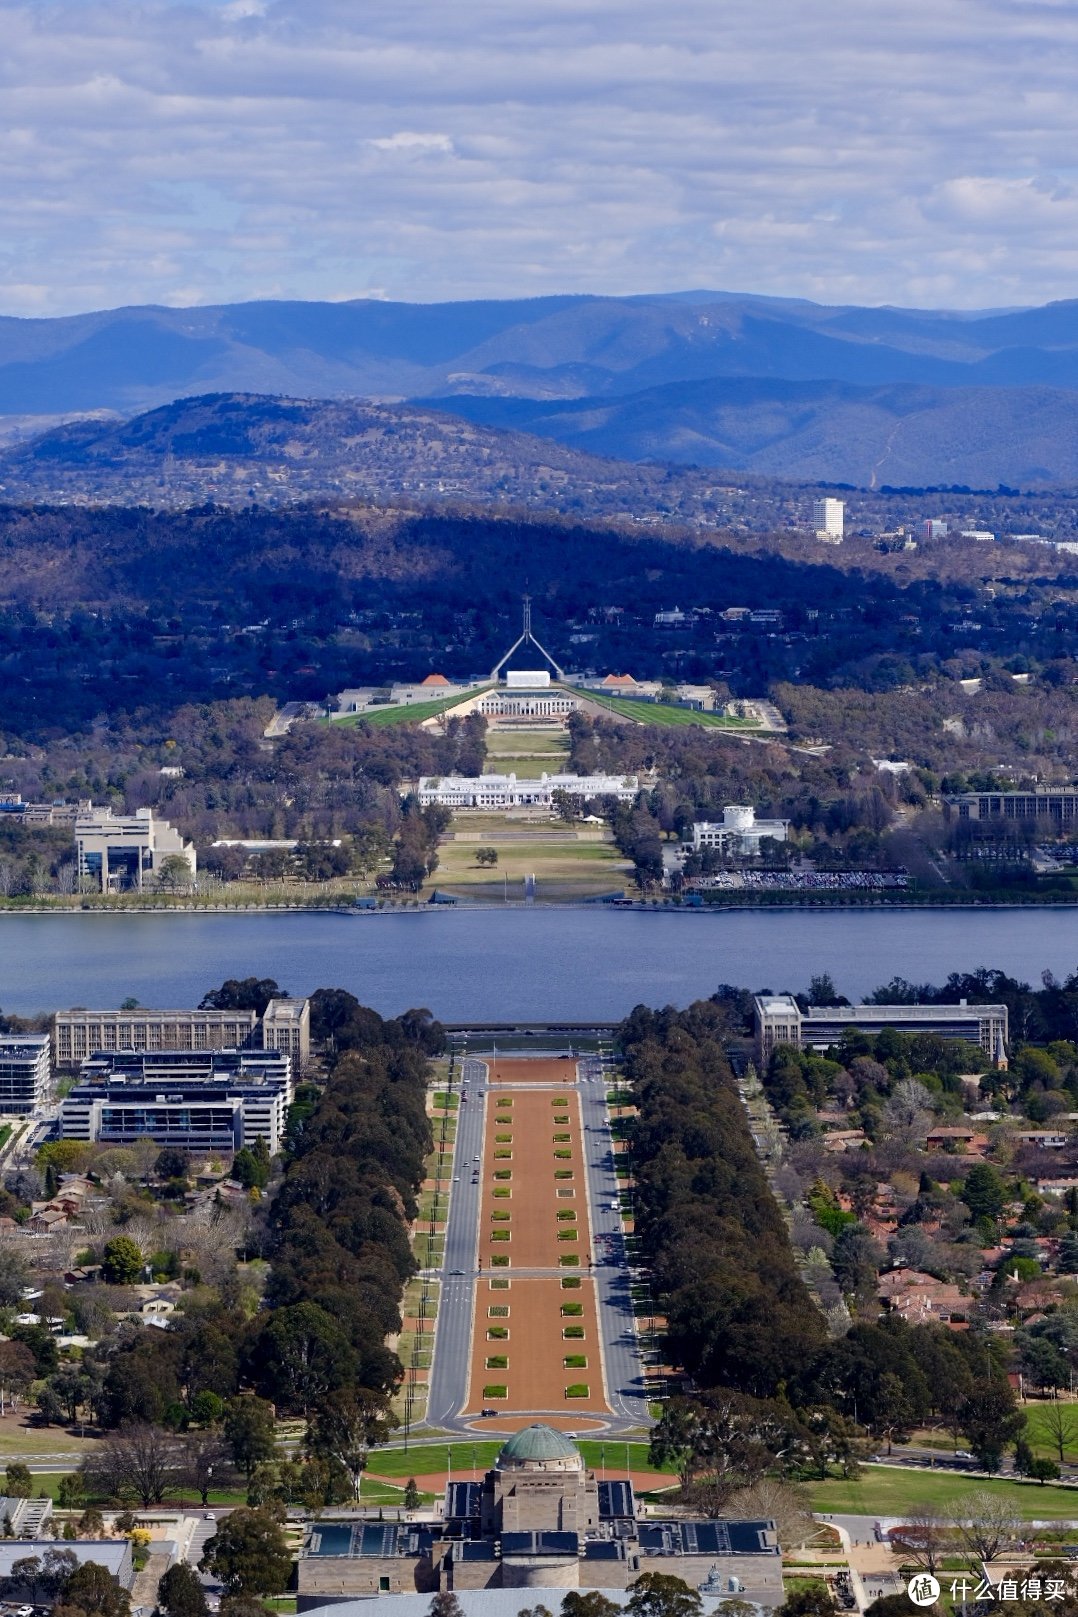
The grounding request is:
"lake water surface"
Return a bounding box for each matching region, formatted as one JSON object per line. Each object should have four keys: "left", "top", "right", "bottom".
{"left": 0, "top": 906, "right": 1075, "bottom": 1019}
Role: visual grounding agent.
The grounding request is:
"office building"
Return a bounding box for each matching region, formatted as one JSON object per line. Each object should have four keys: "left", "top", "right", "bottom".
{"left": 0, "top": 1035, "right": 51, "bottom": 1114}
{"left": 54, "top": 998, "right": 311, "bottom": 1069}
{"left": 813, "top": 498, "right": 844, "bottom": 541}
{"left": 754, "top": 994, "right": 1008, "bottom": 1066}
{"left": 944, "top": 787, "right": 1078, "bottom": 831}
{"left": 414, "top": 773, "right": 638, "bottom": 809}
{"left": 60, "top": 1048, "right": 293, "bottom": 1153}
{"left": 75, "top": 807, "right": 196, "bottom": 892}
{"left": 921, "top": 519, "right": 949, "bottom": 541}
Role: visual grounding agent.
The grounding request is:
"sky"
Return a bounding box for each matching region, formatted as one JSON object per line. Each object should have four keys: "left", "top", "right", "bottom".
{"left": 3, "top": 0, "right": 1078, "bottom": 316}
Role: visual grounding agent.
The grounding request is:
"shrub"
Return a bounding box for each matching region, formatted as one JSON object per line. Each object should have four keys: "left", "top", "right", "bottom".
{"left": 553, "top": 1133, "right": 571, "bottom": 1143}
{"left": 561, "top": 1302, "right": 583, "bottom": 1315}
{"left": 557, "top": 1210, "right": 576, "bottom": 1222}
{"left": 553, "top": 1097, "right": 569, "bottom": 1105}
{"left": 559, "top": 1254, "right": 579, "bottom": 1265}
{"left": 493, "top": 1187, "right": 511, "bottom": 1198}
{"left": 554, "top": 1170, "right": 573, "bottom": 1180}
{"left": 495, "top": 1133, "right": 512, "bottom": 1143}
{"left": 565, "top": 1384, "right": 589, "bottom": 1398}
{"left": 563, "top": 1325, "right": 585, "bottom": 1338}
{"left": 494, "top": 1169, "right": 512, "bottom": 1180}
{"left": 557, "top": 1230, "right": 577, "bottom": 1241}
{"left": 486, "top": 1355, "right": 507, "bottom": 1369}
{"left": 488, "top": 1306, "right": 509, "bottom": 1317}
{"left": 563, "top": 1355, "right": 587, "bottom": 1368}
{"left": 491, "top": 1230, "right": 510, "bottom": 1242}
{"left": 495, "top": 1149, "right": 512, "bottom": 1159}
{"left": 491, "top": 1211, "right": 510, "bottom": 1222}
{"left": 554, "top": 1115, "right": 570, "bottom": 1124}
{"left": 491, "top": 1255, "right": 509, "bottom": 1267}
{"left": 487, "top": 1326, "right": 509, "bottom": 1339}
{"left": 483, "top": 1385, "right": 507, "bottom": 1398}
{"left": 490, "top": 1278, "right": 510, "bottom": 1289}
{"left": 554, "top": 1150, "right": 571, "bottom": 1160}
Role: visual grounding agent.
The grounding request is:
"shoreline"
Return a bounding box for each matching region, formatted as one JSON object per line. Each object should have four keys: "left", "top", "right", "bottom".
{"left": 1, "top": 896, "right": 1077, "bottom": 917}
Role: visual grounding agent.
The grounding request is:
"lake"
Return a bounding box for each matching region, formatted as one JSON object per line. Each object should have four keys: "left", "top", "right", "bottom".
{"left": 0, "top": 906, "right": 1075, "bottom": 1019}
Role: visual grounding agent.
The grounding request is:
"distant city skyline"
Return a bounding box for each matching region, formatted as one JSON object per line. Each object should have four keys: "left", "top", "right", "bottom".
{"left": 2, "top": 0, "right": 1076, "bottom": 317}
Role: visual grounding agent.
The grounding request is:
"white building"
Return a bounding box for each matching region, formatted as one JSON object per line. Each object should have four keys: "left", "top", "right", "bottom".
{"left": 813, "top": 499, "right": 844, "bottom": 542}
{"left": 0, "top": 1035, "right": 51, "bottom": 1114}
{"left": 478, "top": 673, "right": 576, "bottom": 721}
{"left": 684, "top": 806, "right": 789, "bottom": 856}
{"left": 415, "top": 772, "right": 639, "bottom": 809}
{"left": 75, "top": 807, "right": 196, "bottom": 892}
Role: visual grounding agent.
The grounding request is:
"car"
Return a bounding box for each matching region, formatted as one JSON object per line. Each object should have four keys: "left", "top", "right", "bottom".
{"left": 473, "top": 1155, "right": 480, "bottom": 1162}
{"left": 452, "top": 1176, "right": 460, "bottom": 1182}
{"left": 204, "top": 1511, "right": 216, "bottom": 1520}
{"left": 449, "top": 1268, "right": 465, "bottom": 1275}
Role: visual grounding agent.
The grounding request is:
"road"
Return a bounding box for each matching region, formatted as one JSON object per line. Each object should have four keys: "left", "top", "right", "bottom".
{"left": 424, "top": 1049, "right": 650, "bottom": 1435}
{"left": 424, "top": 1057, "right": 486, "bottom": 1430}
{"left": 578, "top": 1047, "right": 652, "bottom": 1428}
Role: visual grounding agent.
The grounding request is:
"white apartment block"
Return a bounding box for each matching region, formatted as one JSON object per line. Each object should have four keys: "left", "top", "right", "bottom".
{"left": 75, "top": 807, "right": 196, "bottom": 892}
{"left": 813, "top": 498, "right": 844, "bottom": 542}
{"left": 415, "top": 772, "right": 639, "bottom": 809}
{"left": 0, "top": 1035, "right": 51, "bottom": 1114}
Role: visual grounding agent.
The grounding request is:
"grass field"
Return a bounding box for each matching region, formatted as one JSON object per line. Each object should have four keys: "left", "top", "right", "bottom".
{"left": 805, "top": 1465, "right": 1078, "bottom": 1521}
{"left": 435, "top": 828, "right": 630, "bottom": 900}
{"left": 575, "top": 691, "right": 759, "bottom": 729}
{"left": 330, "top": 691, "right": 487, "bottom": 728}
{"left": 369, "top": 1439, "right": 665, "bottom": 1480}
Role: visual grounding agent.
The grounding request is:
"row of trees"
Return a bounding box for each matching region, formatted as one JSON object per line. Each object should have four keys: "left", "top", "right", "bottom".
{"left": 621, "top": 1000, "right": 826, "bottom": 1394}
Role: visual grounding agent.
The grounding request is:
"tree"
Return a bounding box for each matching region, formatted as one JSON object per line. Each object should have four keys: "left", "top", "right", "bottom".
{"left": 232, "top": 1143, "right": 270, "bottom": 1192}
{"left": 890, "top": 1511, "right": 946, "bottom": 1575}
{"left": 101, "top": 1236, "right": 143, "bottom": 1286}
{"left": 306, "top": 1389, "right": 397, "bottom": 1503}
{"left": 247, "top": 1303, "right": 355, "bottom": 1412}
{"left": 190, "top": 1390, "right": 226, "bottom": 1427}
{"left": 56, "top": 1561, "right": 131, "bottom": 1617}
{"left": 1041, "top": 1400, "right": 1078, "bottom": 1463}
{"left": 0, "top": 1245, "right": 29, "bottom": 1307}
{"left": 562, "top": 1595, "right": 622, "bottom": 1617}
{"left": 959, "top": 1380, "right": 1025, "bottom": 1472}
{"left": 224, "top": 1398, "right": 277, "bottom": 1480}
{"left": 76, "top": 1509, "right": 104, "bottom": 1539}
{"left": 952, "top": 1490, "right": 1020, "bottom": 1561}
{"left": 156, "top": 854, "right": 193, "bottom": 891}
{"left": 200, "top": 979, "right": 285, "bottom": 1016}
{"left": 428, "top": 1596, "right": 464, "bottom": 1617}
{"left": 158, "top": 1562, "right": 210, "bottom": 1617}
{"left": 626, "top": 1573, "right": 703, "bottom": 1617}
{"left": 155, "top": 1147, "right": 190, "bottom": 1181}
{"left": 56, "top": 1475, "right": 86, "bottom": 1510}
{"left": 403, "top": 1478, "right": 420, "bottom": 1511}
{"left": 475, "top": 847, "right": 498, "bottom": 867}
{"left": 4, "top": 1463, "right": 31, "bottom": 1498}
{"left": 200, "top": 1507, "right": 291, "bottom": 1597}
{"left": 80, "top": 1422, "right": 184, "bottom": 1506}
{"left": 183, "top": 1430, "right": 234, "bottom": 1506}
{"left": 960, "top": 1163, "right": 1008, "bottom": 1223}
{"left": 776, "top": 1594, "right": 834, "bottom": 1617}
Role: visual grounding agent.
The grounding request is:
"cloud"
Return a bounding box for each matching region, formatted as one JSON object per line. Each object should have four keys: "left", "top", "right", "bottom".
{"left": 1, "top": 0, "right": 1078, "bottom": 311}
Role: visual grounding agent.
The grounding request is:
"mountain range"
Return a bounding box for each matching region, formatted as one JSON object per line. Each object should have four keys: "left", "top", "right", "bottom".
{"left": 4, "top": 290, "right": 1078, "bottom": 483}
